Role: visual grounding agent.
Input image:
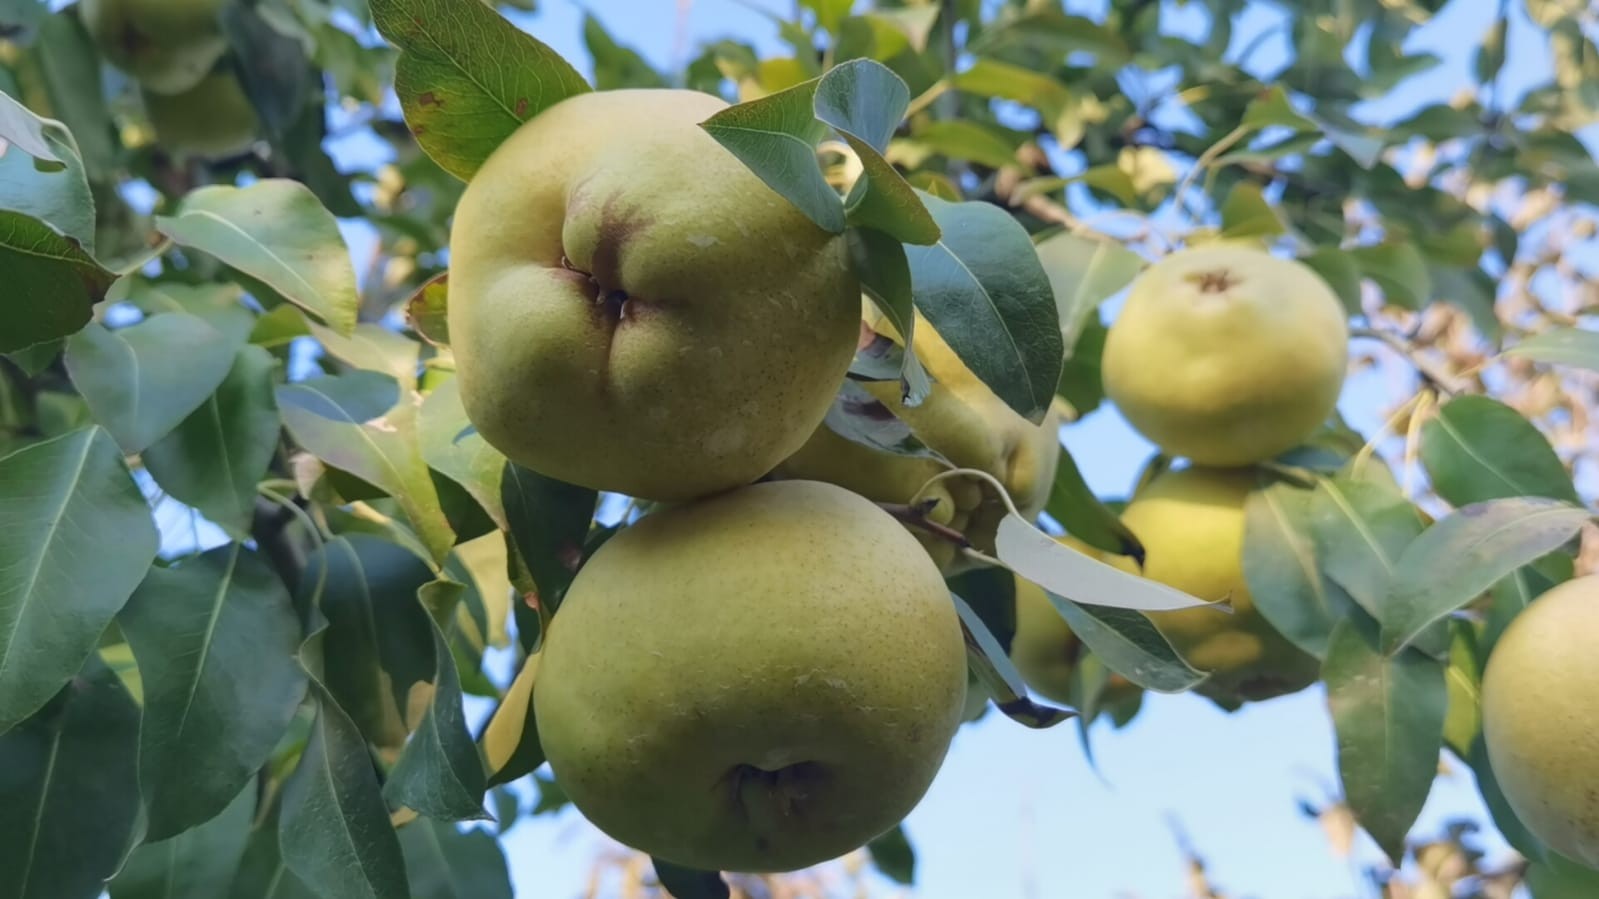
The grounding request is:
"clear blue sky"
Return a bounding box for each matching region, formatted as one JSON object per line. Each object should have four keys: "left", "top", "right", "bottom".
{"left": 118, "top": 0, "right": 1574, "bottom": 894}
{"left": 456, "top": 1, "right": 1567, "bottom": 896}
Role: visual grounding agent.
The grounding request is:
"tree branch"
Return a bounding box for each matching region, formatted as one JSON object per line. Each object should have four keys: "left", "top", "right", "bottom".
{"left": 878, "top": 501, "right": 972, "bottom": 548}
{"left": 1351, "top": 326, "right": 1470, "bottom": 396}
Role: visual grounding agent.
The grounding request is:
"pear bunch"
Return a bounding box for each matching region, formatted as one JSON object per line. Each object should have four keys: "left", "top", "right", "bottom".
{"left": 82, "top": 0, "right": 259, "bottom": 158}
{"left": 449, "top": 89, "right": 969, "bottom": 873}
{"left": 1097, "top": 244, "right": 1350, "bottom": 707}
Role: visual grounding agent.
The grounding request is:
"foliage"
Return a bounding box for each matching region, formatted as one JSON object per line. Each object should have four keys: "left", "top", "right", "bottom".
{"left": 0, "top": 0, "right": 1596, "bottom": 896}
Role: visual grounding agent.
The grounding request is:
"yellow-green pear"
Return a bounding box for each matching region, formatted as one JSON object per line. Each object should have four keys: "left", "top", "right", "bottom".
{"left": 1009, "top": 537, "right": 1139, "bottom": 707}
{"left": 448, "top": 89, "right": 859, "bottom": 501}
{"left": 1107, "top": 467, "right": 1319, "bottom": 706}
{"left": 81, "top": 0, "right": 228, "bottom": 96}
{"left": 773, "top": 309, "right": 1062, "bottom": 569}
{"left": 1482, "top": 575, "right": 1599, "bottom": 868}
{"left": 534, "top": 480, "right": 967, "bottom": 872}
{"left": 142, "top": 72, "right": 258, "bottom": 160}
{"left": 1103, "top": 244, "right": 1348, "bottom": 466}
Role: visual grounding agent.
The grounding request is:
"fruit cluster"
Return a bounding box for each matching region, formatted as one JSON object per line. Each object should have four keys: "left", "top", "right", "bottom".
{"left": 83, "top": 0, "right": 259, "bottom": 159}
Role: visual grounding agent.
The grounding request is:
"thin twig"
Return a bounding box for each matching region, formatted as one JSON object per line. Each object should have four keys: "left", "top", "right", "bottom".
{"left": 878, "top": 501, "right": 972, "bottom": 548}
{"left": 1351, "top": 325, "right": 1469, "bottom": 396}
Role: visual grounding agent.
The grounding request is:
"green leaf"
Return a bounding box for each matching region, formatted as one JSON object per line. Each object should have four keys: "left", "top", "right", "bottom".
{"left": 405, "top": 273, "right": 451, "bottom": 347}
{"left": 818, "top": 63, "right": 939, "bottom": 246}
{"left": 27, "top": 12, "right": 117, "bottom": 180}
{"left": 383, "top": 608, "right": 490, "bottom": 822}
{"left": 1380, "top": 498, "right": 1587, "bottom": 655}
{"left": 1045, "top": 446, "right": 1143, "bottom": 561}
{"left": 0, "top": 108, "right": 95, "bottom": 251}
{"left": 1525, "top": 854, "right": 1599, "bottom": 897}
{"left": 953, "top": 58, "right": 1071, "bottom": 116}
{"left": 119, "top": 544, "right": 308, "bottom": 840}
{"left": 1034, "top": 231, "right": 1142, "bottom": 350}
{"left": 398, "top": 820, "right": 514, "bottom": 899}
{"left": 1242, "top": 480, "right": 1357, "bottom": 661}
{"left": 0, "top": 655, "right": 142, "bottom": 899}
{"left": 967, "top": 10, "right": 1128, "bottom": 66}
{"left": 1350, "top": 240, "right": 1431, "bottom": 310}
{"left": 369, "top": 0, "right": 590, "bottom": 182}
{"left": 0, "top": 87, "right": 64, "bottom": 163}
{"left": 700, "top": 78, "right": 844, "bottom": 233}
{"left": 905, "top": 193, "right": 1063, "bottom": 422}
{"left": 1505, "top": 326, "right": 1599, "bottom": 373}
{"left": 0, "top": 209, "right": 116, "bottom": 354}
{"left": 279, "top": 689, "right": 412, "bottom": 899}
{"left": 300, "top": 536, "right": 436, "bottom": 752}
{"left": 1242, "top": 86, "right": 1313, "bottom": 131}
{"left": 1219, "top": 182, "right": 1286, "bottom": 239}
{"left": 1441, "top": 621, "right": 1480, "bottom": 761}
{"left": 65, "top": 313, "right": 238, "bottom": 453}
{"left": 143, "top": 345, "right": 282, "bottom": 540}
{"left": 650, "top": 859, "right": 729, "bottom": 899}
{"left": 279, "top": 373, "right": 456, "bottom": 563}
{"left": 953, "top": 591, "right": 1073, "bottom": 728}
{"left": 866, "top": 824, "right": 916, "bottom": 885}
{"left": 910, "top": 119, "right": 1019, "bottom": 170}
{"left": 109, "top": 785, "right": 256, "bottom": 899}
{"left": 155, "top": 180, "right": 360, "bottom": 336}
{"left": 0, "top": 427, "right": 157, "bottom": 732}
{"left": 309, "top": 321, "right": 422, "bottom": 393}
{"left": 1045, "top": 595, "right": 1207, "bottom": 693}
{"left": 231, "top": 798, "right": 317, "bottom": 899}
{"left": 1056, "top": 316, "right": 1106, "bottom": 416}
{"left": 1307, "top": 477, "right": 1425, "bottom": 624}
{"left": 122, "top": 278, "right": 258, "bottom": 346}
{"left": 1419, "top": 395, "right": 1580, "bottom": 507}
{"left": 1475, "top": 16, "right": 1508, "bottom": 86}
{"left": 847, "top": 229, "right": 932, "bottom": 403}
{"left": 1323, "top": 615, "right": 1446, "bottom": 864}
{"left": 419, "top": 376, "right": 507, "bottom": 531}
{"left": 500, "top": 463, "right": 597, "bottom": 621}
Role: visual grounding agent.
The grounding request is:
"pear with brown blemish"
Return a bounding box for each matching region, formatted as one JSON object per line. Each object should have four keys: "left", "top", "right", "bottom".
{"left": 533, "top": 480, "right": 968, "bottom": 872}
{"left": 448, "top": 89, "right": 860, "bottom": 501}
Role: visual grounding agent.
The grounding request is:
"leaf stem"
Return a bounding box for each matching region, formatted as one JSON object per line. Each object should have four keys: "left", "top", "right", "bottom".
{"left": 1351, "top": 325, "right": 1468, "bottom": 396}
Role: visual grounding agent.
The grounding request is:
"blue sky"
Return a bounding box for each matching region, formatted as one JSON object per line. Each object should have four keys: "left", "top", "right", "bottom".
{"left": 464, "top": 1, "right": 1571, "bottom": 897}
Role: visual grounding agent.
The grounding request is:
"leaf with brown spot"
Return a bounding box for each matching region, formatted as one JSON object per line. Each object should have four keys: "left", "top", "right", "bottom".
{"left": 370, "top": 0, "right": 590, "bottom": 181}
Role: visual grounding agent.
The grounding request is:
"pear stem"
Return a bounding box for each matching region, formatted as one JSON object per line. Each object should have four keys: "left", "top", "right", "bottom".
{"left": 877, "top": 502, "right": 972, "bottom": 548}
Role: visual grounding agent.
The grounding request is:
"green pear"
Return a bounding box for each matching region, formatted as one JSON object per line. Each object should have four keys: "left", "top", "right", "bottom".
{"left": 533, "top": 480, "right": 967, "bottom": 872}
{"left": 81, "top": 0, "right": 228, "bottom": 96}
{"left": 448, "top": 89, "right": 859, "bottom": 501}
{"left": 142, "top": 71, "right": 258, "bottom": 160}
{"left": 1107, "top": 466, "right": 1319, "bottom": 707}
{"left": 773, "top": 309, "right": 1062, "bottom": 569}
{"left": 1482, "top": 575, "right": 1599, "bottom": 868}
{"left": 1103, "top": 244, "right": 1348, "bottom": 466}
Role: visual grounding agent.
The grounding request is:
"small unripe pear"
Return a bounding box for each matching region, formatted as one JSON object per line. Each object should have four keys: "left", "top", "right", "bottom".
{"left": 142, "top": 72, "right": 258, "bottom": 160}
{"left": 82, "top": 0, "right": 228, "bottom": 96}
{"left": 1482, "top": 575, "right": 1599, "bottom": 868}
{"left": 534, "top": 480, "right": 968, "bottom": 872}
{"left": 1108, "top": 466, "right": 1319, "bottom": 707}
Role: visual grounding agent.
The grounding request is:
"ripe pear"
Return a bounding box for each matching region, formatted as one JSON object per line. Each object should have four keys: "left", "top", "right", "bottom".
{"left": 142, "top": 72, "right": 258, "bottom": 160}
{"left": 448, "top": 90, "right": 859, "bottom": 501}
{"left": 1106, "top": 466, "right": 1319, "bottom": 707}
{"left": 1103, "top": 244, "right": 1348, "bottom": 466}
{"left": 1009, "top": 537, "right": 1140, "bottom": 708}
{"left": 773, "top": 308, "right": 1062, "bottom": 569}
{"left": 534, "top": 480, "right": 968, "bottom": 872}
{"left": 81, "top": 0, "right": 228, "bottom": 96}
{"left": 1482, "top": 575, "right": 1599, "bottom": 868}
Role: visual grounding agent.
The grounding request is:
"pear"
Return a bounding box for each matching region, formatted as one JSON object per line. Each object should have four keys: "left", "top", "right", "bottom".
{"left": 533, "top": 480, "right": 967, "bottom": 872}
{"left": 773, "top": 308, "right": 1062, "bottom": 569}
{"left": 448, "top": 89, "right": 859, "bottom": 501}
{"left": 1103, "top": 244, "right": 1348, "bottom": 466}
{"left": 1107, "top": 466, "right": 1319, "bottom": 707}
{"left": 142, "top": 71, "right": 258, "bottom": 160}
{"left": 81, "top": 0, "right": 228, "bottom": 96}
{"left": 1482, "top": 575, "right": 1599, "bottom": 868}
